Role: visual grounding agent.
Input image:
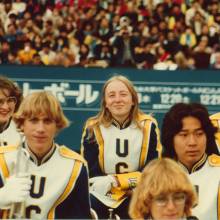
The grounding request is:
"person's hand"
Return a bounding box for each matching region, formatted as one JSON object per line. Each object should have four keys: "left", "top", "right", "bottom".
{"left": 0, "top": 173, "right": 32, "bottom": 208}
{"left": 89, "top": 175, "right": 118, "bottom": 196}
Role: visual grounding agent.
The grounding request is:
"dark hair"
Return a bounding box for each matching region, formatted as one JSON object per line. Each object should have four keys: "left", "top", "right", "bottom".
{"left": 0, "top": 75, "right": 23, "bottom": 112}
{"left": 161, "top": 102, "right": 218, "bottom": 158}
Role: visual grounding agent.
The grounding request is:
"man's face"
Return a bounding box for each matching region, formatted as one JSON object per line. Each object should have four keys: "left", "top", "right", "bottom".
{"left": 173, "top": 116, "right": 207, "bottom": 170}
{"left": 22, "top": 113, "right": 57, "bottom": 158}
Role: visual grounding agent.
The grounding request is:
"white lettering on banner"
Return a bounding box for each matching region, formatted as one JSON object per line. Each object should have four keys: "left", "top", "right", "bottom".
{"left": 22, "top": 82, "right": 99, "bottom": 106}
{"left": 200, "top": 95, "right": 220, "bottom": 105}
{"left": 160, "top": 94, "right": 190, "bottom": 104}
{"left": 74, "top": 84, "right": 99, "bottom": 105}
{"left": 135, "top": 86, "right": 220, "bottom": 94}
{"left": 18, "top": 80, "right": 220, "bottom": 113}
{"left": 138, "top": 93, "right": 151, "bottom": 104}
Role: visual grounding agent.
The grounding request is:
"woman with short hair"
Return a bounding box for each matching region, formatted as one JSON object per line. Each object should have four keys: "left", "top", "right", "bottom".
{"left": 129, "top": 158, "right": 198, "bottom": 220}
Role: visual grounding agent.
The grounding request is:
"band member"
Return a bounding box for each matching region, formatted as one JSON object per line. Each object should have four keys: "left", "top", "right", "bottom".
{"left": 0, "top": 75, "right": 22, "bottom": 146}
{"left": 81, "top": 75, "right": 162, "bottom": 218}
{"left": 161, "top": 102, "right": 220, "bottom": 220}
{"left": 0, "top": 91, "right": 91, "bottom": 219}
{"left": 129, "top": 158, "right": 198, "bottom": 220}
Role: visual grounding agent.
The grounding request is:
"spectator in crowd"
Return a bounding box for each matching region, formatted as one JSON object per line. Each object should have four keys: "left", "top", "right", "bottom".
{"left": 168, "top": 3, "right": 185, "bottom": 31}
{"left": 17, "top": 40, "right": 36, "bottom": 64}
{"left": 153, "top": 44, "right": 178, "bottom": 70}
{"left": 3, "top": 23, "right": 20, "bottom": 51}
{"left": 0, "top": 91, "right": 92, "bottom": 219}
{"left": 93, "top": 40, "right": 114, "bottom": 67}
{"left": 163, "top": 31, "right": 181, "bottom": 57}
{"left": 38, "top": 41, "right": 56, "bottom": 65}
{"left": 31, "top": 34, "right": 43, "bottom": 52}
{"left": 161, "top": 102, "right": 220, "bottom": 220}
{"left": 7, "top": 51, "right": 20, "bottom": 64}
{"left": 0, "top": 75, "right": 22, "bottom": 146}
{"left": 192, "top": 35, "right": 212, "bottom": 69}
{"left": 77, "top": 43, "right": 91, "bottom": 66}
{"left": 185, "top": 0, "right": 208, "bottom": 27}
{"left": 53, "top": 45, "right": 75, "bottom": 67}
{"left": 0, "top": 2, "right": 16, "bottom": 32}
{"left": 179, "top": 26, "right": 197, "bottom": 49}
{"left": 81, "top": 75, "right": 162, "bottom": 219}
{"left": 0, "top": 40, "right": 11, "bottom": 64}
{"left": 199, "top": 24, "right": 220, "bottom": 48}
{"left": 210, "top": 45, "right": 220, "bottom": 69}
{"left": 95, "top": 17, "right": 113, "bottom": 42}
{"left": 129, "top": 158, "right": 198, "bottom": 220}
{"left": 134, "top": 39, "right": 157, "bottom": 69}
{"left": 31, "top": 53, "right": 44, "bottom": 65}
{"left": 112, "top": 17, "right": 139, "bottom": 66}
{"left": 174, "top": 51, "right": 192, "bottom": 69}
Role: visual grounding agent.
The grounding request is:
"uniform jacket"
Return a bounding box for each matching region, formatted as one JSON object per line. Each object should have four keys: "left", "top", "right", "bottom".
{"left": 81, "top": 113, "right": 162, "bottom": 207}
{"left": 0, "top": 143, "right": 91, "bottom": 219}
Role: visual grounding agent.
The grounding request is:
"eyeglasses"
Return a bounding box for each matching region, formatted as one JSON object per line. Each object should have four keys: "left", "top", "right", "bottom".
{"left": 153, "top": 192, "right": 186, "bottom": 207}
{"left": 0, "top": 96, "right": 17, "bottom": 107}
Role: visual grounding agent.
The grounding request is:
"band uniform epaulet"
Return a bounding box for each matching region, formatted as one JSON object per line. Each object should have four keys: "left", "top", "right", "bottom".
{"left": 137, "top": 113, "right": 157, "bottom": 124}
{"left": 59, "top": 145, "right": 87, "bottom": 164}
{"left": 85, "top": 118, "right": 97, "bottom": 128}
{"left": 208, "top": 154, "right": 220, "bottom": 166}
{"left": 210, "top": 113, "right": 220, "bottom": 120}
{"left": 0, "top": 146, "right": 18, "bottom": 154}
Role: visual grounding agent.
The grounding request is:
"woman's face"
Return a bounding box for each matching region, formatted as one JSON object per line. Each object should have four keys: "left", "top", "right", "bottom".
{"left": 105, "top": 80, "right": 133, "bottom": 123}
{"left": 0, "top": 89, "right": 16, "bottom": 125}
{"left": 150, "top": 192, "right": 186, "bottom": 220}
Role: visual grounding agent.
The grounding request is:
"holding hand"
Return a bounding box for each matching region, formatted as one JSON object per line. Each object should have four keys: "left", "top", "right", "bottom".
{"left": 89, "top": 175, "right": 118, "bottom": 196}
{"left": 0, "top": 173, "right": 32, "bottom": 208}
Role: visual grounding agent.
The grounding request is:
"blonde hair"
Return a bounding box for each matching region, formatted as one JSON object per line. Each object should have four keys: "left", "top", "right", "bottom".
{"left": 129, "top": 158, "right": 197, "bottom": 219}
{"left": 13, "top": 91, "right": 69, "bottom": 132}
{"left": 86, "top": 75, "right": 143, "bottom": 130}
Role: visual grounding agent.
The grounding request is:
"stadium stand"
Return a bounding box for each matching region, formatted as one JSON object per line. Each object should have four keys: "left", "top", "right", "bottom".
{"left": 0, "top": 0, "right": 219, "bottom": 69}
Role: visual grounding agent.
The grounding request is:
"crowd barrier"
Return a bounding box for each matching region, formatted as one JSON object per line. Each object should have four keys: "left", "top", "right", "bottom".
{"left": 1, "top": 65, "right": 220, "bottom": 151}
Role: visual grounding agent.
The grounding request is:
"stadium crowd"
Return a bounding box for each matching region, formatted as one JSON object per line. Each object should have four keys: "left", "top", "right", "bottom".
{"left": 0, "top": 0, "right": 220, "bottom": 70}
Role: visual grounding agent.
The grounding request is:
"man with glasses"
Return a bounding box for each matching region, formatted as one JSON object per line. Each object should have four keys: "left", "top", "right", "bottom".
{"left": 0, "top": 75, "right": 23, "bottom": 146}
{"left": 161, "top": 102, "right": 220, "bottom": 220}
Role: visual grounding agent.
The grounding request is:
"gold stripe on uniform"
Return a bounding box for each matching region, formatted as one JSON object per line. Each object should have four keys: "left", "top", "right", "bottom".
{"left": 80, "top": 126, "right": 87, "bottom": 156}
{"left": 210, "top": 116, "right": 220, "bottom": 152}
{"left": 213, "top": 120, "right": 220, "bottom": 145}
{"left": 191, "top": 154, "right": 207, "bottom": 173}
{"left": 139, "top": 120, "right": 151, "bottom": 168}
{"left": 47, "top": 161, "right": 82, "bottom": 219}
{"left": 215, "top": 120, "right": 220, "bottom": 148}
{"left": 94, "top": 125, "right": 105, "bottom": 173}
{"left": 2, "top": 210, "right": 9, "bottom": 219}
{"left": 0, "top": 154, "right": 9, "bottom": 178}
{"left": 0, "top": 153, "right": 10, "bottom": 218}
{"left": 218, "top": 183, "right": 220, "bottom": 220}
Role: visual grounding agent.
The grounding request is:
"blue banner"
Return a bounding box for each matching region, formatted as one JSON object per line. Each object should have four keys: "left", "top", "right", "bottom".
{"left": 1, "top": 65, "right": 219, "bottom": 151}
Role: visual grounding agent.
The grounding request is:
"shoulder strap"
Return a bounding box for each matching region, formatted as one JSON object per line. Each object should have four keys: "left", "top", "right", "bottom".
{"left": 0, "top": 146, "right": 17, "bottom": 154}
{"left": 208, "top": 154, "right": 220, "bottom": 166}
{"left": 59, "top": 145, "right": 86, "bottom": 164}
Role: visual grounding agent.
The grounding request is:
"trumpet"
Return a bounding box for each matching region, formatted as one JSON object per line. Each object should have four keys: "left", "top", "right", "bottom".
{"left": 9, "top": 135, "right": 30, "bottom": 219}
{"left": 108, "top": 208, "right": 120, "bottom": 220}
